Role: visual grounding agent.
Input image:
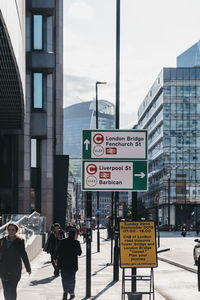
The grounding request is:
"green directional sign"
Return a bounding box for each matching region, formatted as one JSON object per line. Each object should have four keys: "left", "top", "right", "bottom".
{"left": 81, "top": 129, "right": 148, "bottom": 192}
{"left": 82, "top": 129, "right": 147, "bottom": 160}
{"left": 82, "top": 160, "right": 147, "bottom": 191}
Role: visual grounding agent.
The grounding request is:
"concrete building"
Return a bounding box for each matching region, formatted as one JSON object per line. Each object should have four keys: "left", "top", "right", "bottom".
{"left": 26, "top": 0, "right": 65, "bottom": 229}
{"left": 136, "top": 67, "right": 200, "bottom": 228}
{"left": 0, "top": 1, "right": 65, "bottom": 230}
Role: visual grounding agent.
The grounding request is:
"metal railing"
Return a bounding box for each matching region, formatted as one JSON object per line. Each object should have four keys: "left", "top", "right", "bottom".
{"left": 0, "top": 211, "right": 46, "bottom": 243}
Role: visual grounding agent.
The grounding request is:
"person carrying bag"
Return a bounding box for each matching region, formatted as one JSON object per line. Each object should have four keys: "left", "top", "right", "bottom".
{"left": 0, "top": 222, "right": 31, "bottom": 300}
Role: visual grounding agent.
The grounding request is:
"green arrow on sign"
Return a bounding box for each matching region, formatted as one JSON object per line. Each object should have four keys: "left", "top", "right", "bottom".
{"left": 134, "top": 172, "right": 145, "bottom": 178}
{"left": 133, "top": 161, "right": 147, "bottom": 191}
{"left": 84, "top": 139, "right": 90, "bottom": 150}
{"left": 82, "top": 130, "right": 91, "bottom": 159}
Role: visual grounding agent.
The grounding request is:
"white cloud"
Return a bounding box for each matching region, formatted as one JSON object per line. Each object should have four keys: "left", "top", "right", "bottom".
{"left": 63, "top": 0, "right": 200, "bottom": 127}
{"left": 67, "top": 1, "right": 93, "bottom": 20}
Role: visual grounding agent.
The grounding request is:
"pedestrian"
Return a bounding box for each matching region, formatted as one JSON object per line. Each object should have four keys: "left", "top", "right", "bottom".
{"left": 66, "top": 222, "right": 75, "bottom": 237}
{"left": 75, "top": 225, "right": 80, "bottom": 240}
{"left": 46, "top": 223, "right": 65, "bottom": 276}
{"left": 0, "top": 222, "right": 31, "bottom": 300}
{"left": 80, "top": 222, "right": 86, "bottom": 243}
{"left": 54, "top": 228, "right": 82, "bottom": 300}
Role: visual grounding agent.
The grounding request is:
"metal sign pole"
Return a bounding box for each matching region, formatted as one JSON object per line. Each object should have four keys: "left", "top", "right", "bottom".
{"left": 111, "top": 192, "right": 114, "bottom": 264}
{"left": 113, "top": 0, "right": 120, "bottom": 282}
{"left": 113, "top": 192, "right": 119, "bottom": 281}
{"left": 132, "top": 191, "right": 137, "bottom": 292}
{"left": 86, "top": 191, "right": 92, "bottom": 297}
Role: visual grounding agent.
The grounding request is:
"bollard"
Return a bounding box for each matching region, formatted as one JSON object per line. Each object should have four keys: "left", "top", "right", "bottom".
{"left": 127, "top": 292, "right": 143, "bottom": 300}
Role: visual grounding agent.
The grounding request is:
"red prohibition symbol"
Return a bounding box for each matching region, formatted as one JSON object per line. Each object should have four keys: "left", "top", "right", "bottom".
{"left": 86, "top": 163, "right": 98, "bottom": 175}
{"left": 93, "top": 133, "right": 104, "bottom": 144}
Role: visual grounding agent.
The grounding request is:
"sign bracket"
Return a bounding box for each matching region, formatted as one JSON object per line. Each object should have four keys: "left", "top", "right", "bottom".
{"left": 121, "top": 268, "right": 155, "bottom": 300}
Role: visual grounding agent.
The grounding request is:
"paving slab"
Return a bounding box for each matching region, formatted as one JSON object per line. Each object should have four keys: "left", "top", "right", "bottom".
{"left": 0, "top": 230, "right": 169, "bottom": 299}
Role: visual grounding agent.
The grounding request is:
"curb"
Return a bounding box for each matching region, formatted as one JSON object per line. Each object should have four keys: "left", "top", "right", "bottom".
{"left": 158, "top": 256, "right": 197, "bottom": 274}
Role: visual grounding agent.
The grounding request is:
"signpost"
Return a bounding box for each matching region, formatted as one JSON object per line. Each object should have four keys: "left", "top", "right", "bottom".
{"left": 82, "top": 130, "right": 148, "bottom": 192}
{"left": 81, "top": 129, "right": 149, "bottom": 296}
{"left": 82, "top": 130, "right": 147, "bottom": 160}
{"left": 82, "top": 160, "right": 147, "bottom": 191}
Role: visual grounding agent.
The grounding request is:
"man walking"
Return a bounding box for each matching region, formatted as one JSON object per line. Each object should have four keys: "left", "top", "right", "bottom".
{"left": 54, "top": 228, "right": 82, "bottom": 300}
{"left": 46, "top": 223, "right": 65, "bottom": 276}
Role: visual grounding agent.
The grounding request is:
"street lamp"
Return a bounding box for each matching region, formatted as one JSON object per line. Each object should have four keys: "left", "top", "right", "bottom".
{"left": 95, "top": 81, "right": 107, "bottom": 129}
{"left": 95, "top": 81, "right": 107, "bottom": 253}
{"left": 167, "top": 173, "right": 171, "bottom": 226}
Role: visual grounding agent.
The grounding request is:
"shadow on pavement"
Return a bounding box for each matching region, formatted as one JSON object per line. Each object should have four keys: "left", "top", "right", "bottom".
{"left": 80, "top": 252, "right": 99, "bottom": 259}
{"left": 92, "top": 263, "right": 110, "bottom": 276}
{"left": 29, "top": 276, "right": 56, "bottom": 286}
{"left": 82, "top": 281, "right": 117, "bottom": 299}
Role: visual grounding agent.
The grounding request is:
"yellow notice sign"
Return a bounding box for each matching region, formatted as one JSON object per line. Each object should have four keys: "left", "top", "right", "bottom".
{"left": 120, "top": 221, "right": 157, "bottom": 268}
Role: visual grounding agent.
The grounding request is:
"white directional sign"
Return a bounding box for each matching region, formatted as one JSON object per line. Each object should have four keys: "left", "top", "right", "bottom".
{"left": 82, "top": 160, "right": 147, "bottom": 191}
{"left": 81, "top": 129, "right": 148, "bottom": 191}
{"left": 82, "top": 130, "right": 147, "bottom": 160}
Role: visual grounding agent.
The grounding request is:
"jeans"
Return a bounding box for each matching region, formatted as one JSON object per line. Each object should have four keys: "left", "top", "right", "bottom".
{"left": 61, "top": 269, "right": 76, "bottom": 294}
{"left": 2, "top": 279, "right": 19, "bottom": 300}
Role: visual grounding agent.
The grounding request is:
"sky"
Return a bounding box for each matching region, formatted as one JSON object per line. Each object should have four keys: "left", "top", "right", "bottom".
{"left": 63, "top": 0, "right": 200, "bottom": 128}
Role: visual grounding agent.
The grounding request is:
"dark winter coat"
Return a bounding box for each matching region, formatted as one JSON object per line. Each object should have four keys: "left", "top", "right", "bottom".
{"left": 0, "top": 236, "right": 31, "bottom": 281}
{"left": 54, "top": 236, "right": 82, "bottom": 271}
{"left": 46, "top": 229, "right": 65, "bottom": 255}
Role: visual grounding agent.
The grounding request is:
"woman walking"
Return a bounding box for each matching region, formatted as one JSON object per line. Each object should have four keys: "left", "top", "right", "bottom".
{"left": 0, "top": 222, "right": 31, "bottom": 300}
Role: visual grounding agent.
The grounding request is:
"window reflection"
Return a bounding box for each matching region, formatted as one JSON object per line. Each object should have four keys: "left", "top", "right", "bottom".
{"left": 33, "top": 15, "right": 43, "bottom": 50}
{"left": 33, "top": 73, "right": 43, "bottom": 109}
{"left": 31, "top": 139, "right": 37, "bottom": 167}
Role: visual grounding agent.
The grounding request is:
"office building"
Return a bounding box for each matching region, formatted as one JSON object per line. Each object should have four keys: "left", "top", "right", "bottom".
{"left": 137, "top": 67, "right": 200, "bottom": 227}
{"left": 63, "top": 100, "right": 115, "bottom": 180}
{"left": 0, "top": 1, "right": 26, "bottom": 216}
{"left": 63, "top": 100, "right": 115, "bottom": 224}
{"left": 26, "top": 0, "right": 65, "bottom": 229}
{"left": 177, "top": 41, "right": 200, "bottom": 68}
{"left": 0, "top": 1, "right": 65, "bottom": 229}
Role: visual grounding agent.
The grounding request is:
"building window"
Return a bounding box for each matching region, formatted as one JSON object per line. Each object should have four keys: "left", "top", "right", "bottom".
{"left": 33, "top": 73, "right": 43, "bottom": 109}
{"left": 31, "top": 139, "right": 37, "bottom": 167}
{"left": 33, "top": 15, "right": 43, "bottom": 50}
{"left": 31, "top": 139, "right": 40, "bottom": 167}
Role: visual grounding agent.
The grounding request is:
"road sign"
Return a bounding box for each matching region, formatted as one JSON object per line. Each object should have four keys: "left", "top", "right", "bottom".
{"left": 82, "top": 160, "right": 147, "bottom": 191}
{"left": 82, "top": 130, "right": 147, "bottom": 160}
{"left": 119, "top": 221, "right": 157, "bottom": 268}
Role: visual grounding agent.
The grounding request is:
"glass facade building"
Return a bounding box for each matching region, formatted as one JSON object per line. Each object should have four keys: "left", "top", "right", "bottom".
{"left": 63, "top": 100, "right": 115, "bottom": 180}
{"left": 63, "top": 100, "right": 115, "bottom": 224}
{"left": 177, "top": 41, "right": 200, "bottom": 68}
{"left": 137, "top": 67, "right": 200, "bottom": 227}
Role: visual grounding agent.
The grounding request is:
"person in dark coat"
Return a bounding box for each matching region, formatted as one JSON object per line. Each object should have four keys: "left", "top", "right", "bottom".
{"left": 0, "top": 222, "right": 31, "bottom": 300}
{"left": 54, "top": 228, "right": 82, "bottom": 300}
{"left": 46, "top": 223, "right": 65, "bottom": 276}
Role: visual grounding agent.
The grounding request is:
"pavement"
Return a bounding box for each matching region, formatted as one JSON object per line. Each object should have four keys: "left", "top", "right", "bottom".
{"left": 0, "top": 230, "right": 199, "bottom": 300}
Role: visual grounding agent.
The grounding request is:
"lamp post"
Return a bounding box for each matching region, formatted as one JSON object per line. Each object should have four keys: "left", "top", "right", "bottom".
{"left": 95, "top": 81, "right": 107, "bottom": 253}
{"left": 113, "top": 0, "right": 120, "bottom": 283}
{"left": 167, "top": 174, "right": 171, "bottom": 226}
